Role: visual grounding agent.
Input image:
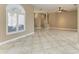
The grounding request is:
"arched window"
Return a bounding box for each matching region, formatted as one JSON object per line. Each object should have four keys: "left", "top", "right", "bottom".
{"left": 6, "top": 4, "right": 25, "bottom": 34}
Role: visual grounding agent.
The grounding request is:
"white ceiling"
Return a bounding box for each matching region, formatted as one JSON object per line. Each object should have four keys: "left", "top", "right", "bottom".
{"left": 32, "top": 4, "right": 77, "bottom": 12}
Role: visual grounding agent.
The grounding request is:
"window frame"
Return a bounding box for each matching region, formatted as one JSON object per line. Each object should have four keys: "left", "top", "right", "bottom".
{"left": 6, "top": 11, "right": 26, "bottom": 35}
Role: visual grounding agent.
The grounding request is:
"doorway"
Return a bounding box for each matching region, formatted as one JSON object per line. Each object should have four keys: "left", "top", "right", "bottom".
{"left": 34, "top": 12, "right": 49, "bottom": 30}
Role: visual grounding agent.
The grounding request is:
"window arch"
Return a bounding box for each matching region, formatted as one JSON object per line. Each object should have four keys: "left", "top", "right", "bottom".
{"left": 6, "top": 4, "right": 25, "bottom": 34}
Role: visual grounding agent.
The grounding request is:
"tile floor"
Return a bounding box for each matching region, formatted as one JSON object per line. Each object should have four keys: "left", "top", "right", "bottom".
{"left": 0, "top": 29, "right": 79, "bottom": 54}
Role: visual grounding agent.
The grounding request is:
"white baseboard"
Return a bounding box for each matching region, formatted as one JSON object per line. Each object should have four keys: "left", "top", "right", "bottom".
{"left": 0, "top": 32, "right": 34, "bottom": 46}
{"left": 50, "top": 27, "right": 77, "bottom": 31}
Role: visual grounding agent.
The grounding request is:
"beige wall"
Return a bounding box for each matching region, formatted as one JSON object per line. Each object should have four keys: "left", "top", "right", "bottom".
{"left": 48, "top": 11, "right": 77, "bottom": 29}
{"left": 48, "top": 13, "right": 57, "bottom": 27}
{"left": 77, "top": 6, "right": 79, "bottom": 32}
{"left": 0, "top": 4, "right": 34, "bottom": 42}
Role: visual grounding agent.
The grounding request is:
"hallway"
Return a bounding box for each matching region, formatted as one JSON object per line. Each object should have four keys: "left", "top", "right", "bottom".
{"left": 0, "top": 30, "right": 78, "bottom": 54}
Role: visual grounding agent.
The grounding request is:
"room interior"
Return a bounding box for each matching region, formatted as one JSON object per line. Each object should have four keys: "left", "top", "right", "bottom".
{"left": 33, "top": 4, "right": 77, "bottom": 31}
{"left": 0, "top": 4, "right": 79, "bottom": 54}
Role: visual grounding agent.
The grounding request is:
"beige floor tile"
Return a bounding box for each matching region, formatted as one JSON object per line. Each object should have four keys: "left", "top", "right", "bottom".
{"left": 0, "top": 30, "right": 78, "bottom": 54}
